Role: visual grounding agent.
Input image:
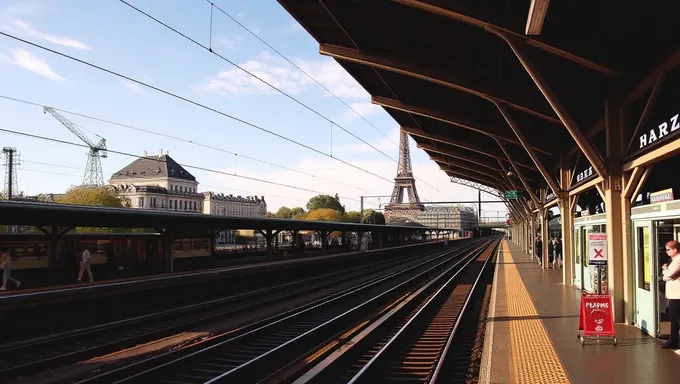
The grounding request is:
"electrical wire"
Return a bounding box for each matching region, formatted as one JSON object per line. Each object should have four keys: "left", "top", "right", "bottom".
{"left": 0, "top": 31, "right": 393, "bottom": 185}
{"left": 204, "top": 0, "right": 450, "bottom": 201}
{"left": 119, "top": 0, "right": 397, "bottom": 163}
{"left": 15, "top": 161, "right": 320, "bottom": 204}
{"left": 0, "top": 95, "right": 372, "bottom": 193}
{"left": 0, "top": 127, "right": 384, "bottom": 205}
{"left": 208, "top": 0, "right": 398, "bottom": 147}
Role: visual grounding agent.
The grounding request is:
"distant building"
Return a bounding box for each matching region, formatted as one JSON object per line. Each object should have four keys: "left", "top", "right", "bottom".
{"left": 203, "top": 192, "right": 267, "bottom": 244}
{"left": 108, "top": 152, "right": 203, "bottom": 213}
{"left": 203, "top": 192, "right": 267, "bottom": 217}
{"left": 415, "top": 206, "right": 478, "bottom": 232}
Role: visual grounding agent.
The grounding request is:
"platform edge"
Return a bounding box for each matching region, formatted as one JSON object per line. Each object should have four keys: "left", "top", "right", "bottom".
{"left": 478, "top": 239, "right": 503, "bottom": 384}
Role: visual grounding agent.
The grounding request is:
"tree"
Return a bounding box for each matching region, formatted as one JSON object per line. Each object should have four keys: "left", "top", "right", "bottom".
{"left": 306, "top": 194, "right": 345, "bottom": 213}
{"left": 57, "top": 185, "right": 125, "bottom": 208}
{"left": 290, "top": 207, "right": 306, "bottom": 219}
{"left": 362, "top": 209, "right": 385, "bottom": 225}
{"left": 55, "top": 185, "right": 125, "bottom": 233}
{"left": 263, "top": 212, "right": 277, "bottom": 218}
{"left": 276, "top": 206, "right": 293, "bottom": 219}
{"left": 305, "top": 208, "right": 344, "bottom": 222}
{"left": 344, "top": 211, "right": 362, "bottom": 223}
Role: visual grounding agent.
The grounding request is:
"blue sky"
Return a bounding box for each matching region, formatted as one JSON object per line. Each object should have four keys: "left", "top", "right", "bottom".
{"left": 0, "top": 0, "right": 508, "bottom": 219}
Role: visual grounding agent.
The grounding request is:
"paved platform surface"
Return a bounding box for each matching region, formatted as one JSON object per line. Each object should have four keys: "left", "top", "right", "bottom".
{"left": 480, "top": 241, "right": 680, "bottom": 384}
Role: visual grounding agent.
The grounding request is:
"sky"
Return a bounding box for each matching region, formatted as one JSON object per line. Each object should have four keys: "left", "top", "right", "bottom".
{"left": 0, "top": 0, "right": 508, "bottom": 220}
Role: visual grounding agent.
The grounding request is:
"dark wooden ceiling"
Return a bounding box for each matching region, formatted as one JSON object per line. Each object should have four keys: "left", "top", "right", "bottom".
{"left": 277, "top": 0, "right": 680, "bottom": 197}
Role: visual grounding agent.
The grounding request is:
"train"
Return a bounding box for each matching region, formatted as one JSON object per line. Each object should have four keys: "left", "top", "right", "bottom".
{"left": 0, "top": 233, "right": 212, "bottom": 273}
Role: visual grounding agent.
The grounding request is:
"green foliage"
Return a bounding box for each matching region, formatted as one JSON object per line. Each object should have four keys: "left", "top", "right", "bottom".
{"left": 362, "top": 209, "right": 385, "bottom": 225}
{"left": 57, "top": 185, "right": 125, "bottom": 208}
{"left": 290, "top": 207, "right": 306, "bottom": 219}
{"left": 344, "top": 211, "right": 362, "bottom": 223}
{"left": 276, "top": 206, "right": 293, "bottom": 219}
{"left": 306, "top": 194, "right": 345, "bottom": 213}
{"left": 305, "top": 208, "right": 344, "bottom": 222}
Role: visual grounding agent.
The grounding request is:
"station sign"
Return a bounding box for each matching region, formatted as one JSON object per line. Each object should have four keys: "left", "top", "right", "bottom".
{"left": 546, "top": 192, "right": 556, "bottom": 202}
{"left": 650, "top": 188, "right": 675, "bottom": 204}
{"left": 574, "top": 165, "right": 596, "bottom": 185}
{"left": 635, "top": 113, "right": 680, "bottom": 154}
{"left": 505, "top": 190, "right": 520, "bottom": 199}
{"left": 587, "top": 233, "right": 607, "bottom": 266}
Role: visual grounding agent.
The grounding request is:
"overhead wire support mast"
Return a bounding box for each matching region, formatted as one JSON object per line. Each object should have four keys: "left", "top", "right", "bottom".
{"left": 43, "top": 106, "right": 107, "bottom": 186}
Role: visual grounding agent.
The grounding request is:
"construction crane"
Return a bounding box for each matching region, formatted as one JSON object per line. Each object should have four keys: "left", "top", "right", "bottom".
{"left": 43, "top": 106, "right": 107, "bottom": 186}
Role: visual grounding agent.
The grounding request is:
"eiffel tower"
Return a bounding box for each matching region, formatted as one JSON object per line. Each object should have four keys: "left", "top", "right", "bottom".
{"left": 385, "top": 129, "right": 424, "bottom": 222}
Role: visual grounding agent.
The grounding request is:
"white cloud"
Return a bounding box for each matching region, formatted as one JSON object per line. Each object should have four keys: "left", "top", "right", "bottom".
{"left": 121, "top": 79, "right": 148, "bottom": 96}
{"left": 281, "top": 21, "right": 304, "bottom": 35}
{"left": 343, "top": 101, "right": 382, "bottom": 121}
{"left": 0, "top": 48, "right": 66, "bottom": 82}
{"left": 9, "top": 20, "right": 91, "bottom": 51}
{"left": 194, "top": 51, "right": 369, "bottom": 100}
{"left": 215, "top": 35, "right": 242, "bottom": 50}
{"left": 335, "top": 127, "right": 399, "bottom": 155}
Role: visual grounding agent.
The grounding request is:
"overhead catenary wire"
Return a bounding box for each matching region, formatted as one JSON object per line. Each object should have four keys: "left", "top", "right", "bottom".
{"left": 0, "top": 127, "right": 384, "bottom": 205}
{"left": 15, "top": 161, "right": 324, "bottom": 204}
{"left": 118, "top": 0, "right": 398, "bottom": 163}
{"left": 0, "top": 95, "right": 372, "bottom": 193}
{"left": 0, "top": 31, "right": 393, "bottom": 186}
{"left": 208, "top": 0, "right": 398, "bottom": 147}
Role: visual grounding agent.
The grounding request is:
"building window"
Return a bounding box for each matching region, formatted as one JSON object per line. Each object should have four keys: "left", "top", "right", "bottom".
{"left": 183, "top": 200, "right": 187, "bottom": 210}
{"left": 193, "top": 201, "right": 197, "bottom": 210}
{"left": 173, "top": 200, "right": 177, "bottom": 210}
{"left": 151, "top": 197, "right": 156, "bottom": 207}
{"left": 137, "top": 197, "right": 144, "bottom": 208}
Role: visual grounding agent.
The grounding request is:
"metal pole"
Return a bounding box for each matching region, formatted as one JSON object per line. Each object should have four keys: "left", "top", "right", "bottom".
{"left": 360, "top": 196, "right": 364, "bottom": 224}
{"left": 7, "top": 150, "right": 13, "bottom": 200}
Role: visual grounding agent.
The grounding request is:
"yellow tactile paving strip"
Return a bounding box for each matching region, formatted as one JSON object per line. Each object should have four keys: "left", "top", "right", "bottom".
{"left": 503, "top": 241, "right": 571, "bottom": 384}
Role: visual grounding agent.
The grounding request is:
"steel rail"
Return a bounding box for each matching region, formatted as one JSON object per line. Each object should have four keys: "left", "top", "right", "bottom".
{"left": 82, "top": 239, "right": 490, "bottom": 383}
{"left": 347, "top": 238, "right": 500, "bottom": 383}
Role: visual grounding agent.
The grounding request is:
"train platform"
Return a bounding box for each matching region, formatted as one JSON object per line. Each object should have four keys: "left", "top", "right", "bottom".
{"left": 480, "top": 241, "right": 679, "bottom": 384}
{"left": 0, "top": 240, "right": 446, "bottom": 307}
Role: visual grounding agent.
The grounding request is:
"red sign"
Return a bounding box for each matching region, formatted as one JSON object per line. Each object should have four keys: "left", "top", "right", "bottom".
{"left": 506, "top": 219, "right": 511, "bottom": 225}
{"left": 578, "top": 294, "right": 616, "bottom": 338}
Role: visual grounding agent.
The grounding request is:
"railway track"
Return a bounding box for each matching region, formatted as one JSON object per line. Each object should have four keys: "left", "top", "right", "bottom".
{"left": 77, "top": 237, "right": 494, "bottom": 384}
{"left": 0, "top": 240, "right": 477, "bottom": 382}
{"left": 289, "top": 237, "right": 500, "bottom": 384}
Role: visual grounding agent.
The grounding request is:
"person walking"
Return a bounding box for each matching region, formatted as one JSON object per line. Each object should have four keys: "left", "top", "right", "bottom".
{"left": 77, "top": 246, "right": 94, "bottom": 283}
{"left": 661, "top": 240, "right": 680, "bottom": 349}
{"left": 0, "top": 247, "right": 21, "bottom": 291}
{"left": 535, "top": 236, "right": 543, "bottom": 266}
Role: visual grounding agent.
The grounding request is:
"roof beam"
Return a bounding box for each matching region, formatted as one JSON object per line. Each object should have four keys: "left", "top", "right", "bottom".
{"left": 491, "top": 31, "right": 608, "bottom": 179}
{"left": 439, "top": 165, "right": 504, "bottom": 186}
{"left": 525, "top": 0, "right": 550, "bottom": 36}
{"left": 495, "top": 103, "right": 561, "bottom": 196}
{"left": 448, "top": 177, "right": 503, "bottom": 198}
{"left": 419, "top": 141, "right": 539, "bottom": 174}
{"left": 418, "top": 143, "right": 511, "bottom": 173}
{"left": 444, "top": 169, "right": 504, "bottom": 190}
{"left": 391, "top": 0, "right": 618, "bottom": 77}
{"left": 432, "top": 157, "right": 503, "bottom": 180}
{"left": 496, "top": 139, "right": 541, "bottom": 208}
{"left": 374, "top": 96, "right": 553, "bottom": 156}
{"left": 320, "top": 44, "right": 560, "bottom": 124}
{"left": 403, "top": 125, "right": 515, "bottom": 163}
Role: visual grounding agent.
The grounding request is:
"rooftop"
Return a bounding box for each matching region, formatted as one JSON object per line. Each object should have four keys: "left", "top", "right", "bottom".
{"left": 110, "top": 154, "right": 196, "bottom": 182}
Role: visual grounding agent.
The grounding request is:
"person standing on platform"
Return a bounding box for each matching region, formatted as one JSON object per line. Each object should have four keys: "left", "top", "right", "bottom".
{"left": 661, "top": 240, "right": 680, "bottom": 349}
{"left": 535, "top": 236, "right": 543, "bottom": 266}
{"left": 552, "top": 237, "right": 563, "bottom": 269}
{"left": 77, "top": 246, "right": 94, "bottom": 283}
{"left": 0, "top": 247, "right": 21, "bottom": 291}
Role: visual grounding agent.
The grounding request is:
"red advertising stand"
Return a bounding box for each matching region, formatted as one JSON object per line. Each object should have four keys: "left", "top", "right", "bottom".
{"left": 577, "top": 293, "right": 617, "bottom": 346}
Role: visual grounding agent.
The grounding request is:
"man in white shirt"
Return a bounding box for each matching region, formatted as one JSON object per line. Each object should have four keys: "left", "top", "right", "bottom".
{"left": 661, "top": 240, "right": 680, "bottom": 349}
{"left": 77, "top": 247, "right": 94, "bottom": 283}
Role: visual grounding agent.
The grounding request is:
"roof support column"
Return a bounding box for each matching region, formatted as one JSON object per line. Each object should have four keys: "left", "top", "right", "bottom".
{"left": 496, "top": 103, "right": 561, "bottom": 196}
{"left": 540, "top": 207, "right": 550, "bottom": 268}
{"left": 493, "top": 31, "right": 608, "bottom": 180}
{"left": 559, "top": 150, "right": 574, "bottom": 286}
{"left": 603, "top": 99, "right": 625, "bottom": 322}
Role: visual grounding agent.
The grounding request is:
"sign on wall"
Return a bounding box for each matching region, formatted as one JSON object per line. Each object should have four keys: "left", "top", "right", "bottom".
{"left": 650, "top": 188, "right": 675, "bottom": 204}
{"left": 575, "top": 165, "right": 595, "bottom": 184}
{"left": 588, "top": 233, "right": 608, "bottom": 266}
{"left": 637, "top": 113, "right": 680, "bottom": 152}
